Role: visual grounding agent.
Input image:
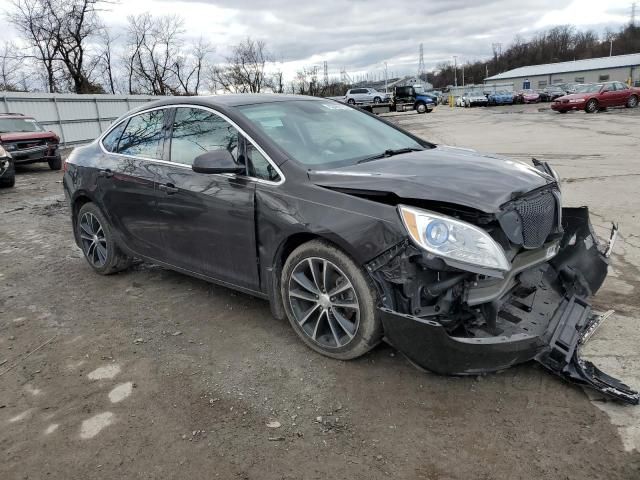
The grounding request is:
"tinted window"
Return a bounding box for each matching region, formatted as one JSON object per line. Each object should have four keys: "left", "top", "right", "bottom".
{"left": 246, "top": 143, "right": 280, "bottom": 182}
{"left": 117, "top": 110, "right": 166, "bottom": 159}
{"left": 102, "top": 121, "right": 127, "bottom": 152}
{"left": 170, "top": 107, "right": 240, "bottom": 166}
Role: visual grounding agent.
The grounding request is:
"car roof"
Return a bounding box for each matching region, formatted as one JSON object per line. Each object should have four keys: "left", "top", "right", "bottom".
{"left": 144, "top": 94, "right": 325, "bottom": 109}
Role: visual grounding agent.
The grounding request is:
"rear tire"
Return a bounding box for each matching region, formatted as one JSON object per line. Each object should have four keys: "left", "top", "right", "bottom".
{"left": 585, "top": 99, "right": 598, "bottom": 113}
{"left": 48, "top": 154, "right": 62, "bottom": 170}
{"left": 626, "top": 95, "right": 638, "bottom": 108}
{"left": 76, "top": 202, "right": 132, "bottom": 275}
{"left": 281, "top": 240, "right": 382, "bottom": 360}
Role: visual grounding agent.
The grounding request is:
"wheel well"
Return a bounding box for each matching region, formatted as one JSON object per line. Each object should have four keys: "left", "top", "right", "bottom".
{"left": 71, "top": 195, "right": 92, "bottom": 243}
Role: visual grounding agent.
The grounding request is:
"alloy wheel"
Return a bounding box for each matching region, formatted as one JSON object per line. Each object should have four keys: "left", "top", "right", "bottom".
{"left": 288, "top": 257, "right": 360, "bottom": 349}
{"left": 628, "top": 96, "right": 638, "bottom": 108}
{"left": 79, "top": 212, "right": 108, "bottom": 268}
{"left": 586, "top": 99, "right": 598, "bottom": 113}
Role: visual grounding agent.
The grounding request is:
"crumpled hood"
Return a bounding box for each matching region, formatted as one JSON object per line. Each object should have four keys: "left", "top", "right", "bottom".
{"left": 0, "top": 131, "right": 58, "bottom": 142}
{"left": 308, "top": 146, "right": 553, "bottom": 213}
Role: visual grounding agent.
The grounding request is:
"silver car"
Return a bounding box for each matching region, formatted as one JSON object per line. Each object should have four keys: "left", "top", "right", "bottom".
{"left": 345, "top": 88, "right": 389, "bottom": 105}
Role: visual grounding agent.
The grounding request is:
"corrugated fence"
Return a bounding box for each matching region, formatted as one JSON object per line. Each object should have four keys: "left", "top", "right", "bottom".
{"left": 0, "top": 92, "right": 161, "bottom": 146}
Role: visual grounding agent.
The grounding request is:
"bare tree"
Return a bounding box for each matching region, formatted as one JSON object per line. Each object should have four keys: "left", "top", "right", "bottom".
{"left": 0, "top": 42, "right": 26, "bottom": 91}
{"left": 211, "top": 37, "right": 270, "bottom": 93}
{"left": 97, "top": 28, "right": 116, "bottom": 93}
{"left": 125, "top": 14, "right": 185, "bottom": 95}
{"left": 50, "top": 0, "right": 105, "bottom": 93}
{"left": 8, "top": 0, "right": 61, "bottom": 92}
{"left": 171, "top": 37, "right": 212, "bottom": 95}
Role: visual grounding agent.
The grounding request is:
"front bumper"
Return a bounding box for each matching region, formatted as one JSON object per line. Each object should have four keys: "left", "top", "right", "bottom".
{"left": 375, "top": 208, "right": 638, "bottom": 404}
{"left": 10, "top": 145, "right": 60, "bottom": 164}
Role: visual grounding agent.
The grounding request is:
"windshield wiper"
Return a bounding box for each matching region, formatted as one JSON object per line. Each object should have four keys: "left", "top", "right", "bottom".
{"left": 357, "top": 147, "right": 423, "bottom": 164}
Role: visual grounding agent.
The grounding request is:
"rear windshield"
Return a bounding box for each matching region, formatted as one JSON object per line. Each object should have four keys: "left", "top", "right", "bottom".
{"left": 237, "top": 100, "right": 426, "bottom": 168}
{"left": 0, "top": 118, "right": 46, "bottom": 133}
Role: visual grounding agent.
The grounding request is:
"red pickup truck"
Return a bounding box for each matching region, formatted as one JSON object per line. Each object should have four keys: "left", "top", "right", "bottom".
{"left": 0, "top": 113, "right": 62, "bottom": 174}
{"left": 551, "top": 81, "right": 640, "bottom": 113}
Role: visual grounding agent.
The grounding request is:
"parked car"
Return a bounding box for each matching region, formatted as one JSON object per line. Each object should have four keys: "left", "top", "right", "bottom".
{"left": 538, "top": 86, "right": 566, "bottom": 102}
{"left": 487, "top": 91, "right": 514, "bottom": 105}
{"left": 345, "top": 88, "right": 390, "bottom": 105}
{"left": 516, "top": 89, "right": 541, "bottom": 104}
{"left": 461, "top": 92, "right": 488, "bottom": 107}
{"left": 0, "top": 143, "right": 15, "bottom": 188}
{"left": 63, "top": 94, "right": 637, "bottom": 404}
{"left": 551, "top": 81, "right": 640, "bottom": 113}
{"left": 0, "top": 113, "right": 62, "bottom": 170}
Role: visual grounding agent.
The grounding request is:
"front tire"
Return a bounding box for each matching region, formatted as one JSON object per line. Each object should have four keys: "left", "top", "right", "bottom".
{"left": 48, "top": 154, "right": 62, "bottom": 170}
{"left": 347, "top": 98, "right": 356, "bottom": 105}
{"left": 373, "top": 96, "right": 382, "bottom": 104}
{"left": 626, "top": 95, "right": 638, "bottom": 108}
{"left": 76, "top": 203, "right": 132, "bottom": 275}
{"left": 415, "top": 102, "right": 427, "bottom": 114}
{"left": 281, "top": 240, "right": 382, "bottom": 360}
{"left": 585, "top": 99, "right": 598, "bottom": 113}
{"left": 0, "top": 162, "right": 15, "bottom": 188}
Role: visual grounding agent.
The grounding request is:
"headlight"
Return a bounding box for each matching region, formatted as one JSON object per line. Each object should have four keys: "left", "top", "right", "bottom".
{"left": 569, "top": 98, "right": 583, "bottom": 103}
{"left": 0, "top": 144, "right": 10, "bottom": 158}
{"left": 398, "top": 205, "right": 511, "bottom": 272}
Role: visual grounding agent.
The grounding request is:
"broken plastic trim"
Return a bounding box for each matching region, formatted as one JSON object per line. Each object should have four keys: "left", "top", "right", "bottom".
{"left": 535, "top": 295, "right": 639, "bottom": 405}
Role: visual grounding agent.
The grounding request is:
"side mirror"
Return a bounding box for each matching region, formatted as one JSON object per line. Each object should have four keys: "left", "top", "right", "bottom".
{"left": 192, "top": 150, "right": 244, "bottom": 174}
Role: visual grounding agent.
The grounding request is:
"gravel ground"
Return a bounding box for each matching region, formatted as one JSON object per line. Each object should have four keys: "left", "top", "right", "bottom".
{"left": 1, "top": 103, "right": 639, "bottom": 479}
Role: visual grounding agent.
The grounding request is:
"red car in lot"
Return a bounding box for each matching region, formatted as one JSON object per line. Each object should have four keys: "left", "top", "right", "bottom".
{"left": 0, "top": 113, "right": 62, "bottom": 170}
{"left": 551, "top": 81, "right": 640, "bottom": 113}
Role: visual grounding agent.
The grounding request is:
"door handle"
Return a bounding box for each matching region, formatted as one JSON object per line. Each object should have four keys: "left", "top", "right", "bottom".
{"left": 159, "top": 183, "right": 179, "bottom": 194}
{"left": 98, "top": 169, "right": 114, "bottom": 178}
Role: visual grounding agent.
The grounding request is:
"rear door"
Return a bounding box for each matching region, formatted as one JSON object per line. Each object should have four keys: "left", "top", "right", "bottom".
{"left": 153, "top": 106, "right": 260, "bottom": 291}
{"left": 613, "top": 82, "right": 631, "bottom": 106}
{"left": 97, "top": 109, "right": 167, "bottom": 258}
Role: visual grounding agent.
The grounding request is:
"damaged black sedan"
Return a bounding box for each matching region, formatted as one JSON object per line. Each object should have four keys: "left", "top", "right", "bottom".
{"left": 63, "top": 95, "right": 638, "bottom": 404}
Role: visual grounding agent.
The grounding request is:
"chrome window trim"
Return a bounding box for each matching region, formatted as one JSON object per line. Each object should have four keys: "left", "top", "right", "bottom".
{"left": 97, "top": 103, "right": 285, "bottom": 186}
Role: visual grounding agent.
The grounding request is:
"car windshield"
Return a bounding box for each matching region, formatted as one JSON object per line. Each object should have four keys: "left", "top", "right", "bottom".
{"left": 575, "top": 84, "right": 602, "bottom": 93}
{"left": 0, "top": 117, "right": 46, "bottom": 133}
{"left": 237, "top": 100, "right": 426, "bottom": 168}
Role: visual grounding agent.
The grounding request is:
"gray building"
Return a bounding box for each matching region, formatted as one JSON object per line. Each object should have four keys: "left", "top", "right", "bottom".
{"left": 484, "top": 53, "right": 640, "bottom": 90}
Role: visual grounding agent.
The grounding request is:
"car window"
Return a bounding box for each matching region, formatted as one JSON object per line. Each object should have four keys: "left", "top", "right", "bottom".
{"left": 0, "top": 117, "right": 46, "bottom": 133}
{"left": 614, "top": 82, "right": 628, "bottom": 91}
{"left": 102, "top": 121, "right": 127, "bottom": 153}
{"left": 246, "top": 143, "right": 280, "bottom": 182}
{"left": 117, "top": 110, "right": 166, "bottom": 159}
{"left": 170, "top": 107, "right": 240, "bottom": 166}
{"left": 238, "top": 100, "right": 425, "bottom": 168}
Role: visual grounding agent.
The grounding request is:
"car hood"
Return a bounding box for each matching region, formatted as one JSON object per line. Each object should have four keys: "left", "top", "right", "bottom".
{"left": 0, "top": 131, "right": 58, "bottom": 142}
{"left": 308, "top": 146, "right": 553, "bottom": 213}
{"left": 556, "top": 93, "right": 588, "bottom": 101}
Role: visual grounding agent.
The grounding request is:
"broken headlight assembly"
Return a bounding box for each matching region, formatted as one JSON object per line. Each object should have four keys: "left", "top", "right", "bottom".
{"left": 398, "top": 205, "right": 510, "bottom": 273}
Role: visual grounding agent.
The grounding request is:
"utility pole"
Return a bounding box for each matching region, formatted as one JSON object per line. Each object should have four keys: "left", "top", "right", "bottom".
{"left": 462, "top": 62, "right": 465, "bottom": 87}
{"left": 632, "top": 2, "right": 637, "bottom": 26}
{"left": 418, "top": 43, "right": 425, "bottom": 82}
{"left": 384, "top": 62, "right": 388, "bottom": 93}
{"left": 453, "top": 55, "right": 458, "bottom": 88}
{"left": 323, "top": 61, "right": 328, "bottom": 86}
{"left": 610, "top": 38, "right": 613, "bottom": 56}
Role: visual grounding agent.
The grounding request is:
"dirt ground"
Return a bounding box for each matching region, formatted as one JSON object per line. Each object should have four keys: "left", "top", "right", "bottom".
{"left": 1, "top": 103, "right": 639, "bottom": 480}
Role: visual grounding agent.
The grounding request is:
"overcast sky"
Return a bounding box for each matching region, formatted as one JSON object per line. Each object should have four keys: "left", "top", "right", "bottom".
{"left": 0, "top": 0, "right": 633, "bottom": 80}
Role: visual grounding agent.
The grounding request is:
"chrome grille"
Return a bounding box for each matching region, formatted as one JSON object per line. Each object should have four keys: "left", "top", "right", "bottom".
{"left": 514, "top": 191, "right": 556, "bottom": 248}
